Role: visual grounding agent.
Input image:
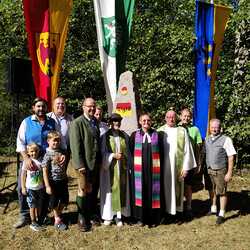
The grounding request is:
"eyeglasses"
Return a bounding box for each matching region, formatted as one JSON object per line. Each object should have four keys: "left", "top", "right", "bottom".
{"left": 84, "top": 105, "right": 95, "bottom": 108}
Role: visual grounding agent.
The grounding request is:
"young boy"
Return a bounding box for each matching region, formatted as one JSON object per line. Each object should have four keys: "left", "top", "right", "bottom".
{"left": 21, "top": 143, "right": 44, "bottom": 231}
{"left": 42, "top": 131, "right": 69, "bottom": 230}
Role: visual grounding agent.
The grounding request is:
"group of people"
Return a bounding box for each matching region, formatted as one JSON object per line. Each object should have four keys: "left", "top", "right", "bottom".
{"left": 14, "top": 96, "right": 236, "bottom": 232}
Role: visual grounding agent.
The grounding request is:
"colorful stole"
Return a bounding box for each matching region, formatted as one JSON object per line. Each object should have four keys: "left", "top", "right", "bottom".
{"left": 134, "top": 130, "right": 160, "bottom": 208}
{"left": 175, "top": 127, "right": 185, "bottom": 207}
{"left": 107, "top": 130, "right": 127, "bottom": 212}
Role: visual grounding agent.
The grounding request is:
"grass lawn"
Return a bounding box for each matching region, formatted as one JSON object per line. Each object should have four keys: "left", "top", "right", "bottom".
{"left": 0, "top": 157, "right": 249, "bottom": 250}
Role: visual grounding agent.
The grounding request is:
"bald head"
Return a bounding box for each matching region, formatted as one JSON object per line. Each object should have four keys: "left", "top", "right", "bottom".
{"left": 209, "top": 118, "right": 221, "bottom": 136}
{"left": 82, "top": 98, "right": 96, "bottom": 118}
{"left": 165, "top": 110, "right": 176, "bottom": 127}
{"left": 53, "top": 96, "right": 66, "bottom": 116}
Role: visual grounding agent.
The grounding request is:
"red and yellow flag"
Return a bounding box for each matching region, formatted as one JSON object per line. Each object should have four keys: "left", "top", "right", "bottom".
{"left": 23, "top": 0, "right": 72, "bottom": 109}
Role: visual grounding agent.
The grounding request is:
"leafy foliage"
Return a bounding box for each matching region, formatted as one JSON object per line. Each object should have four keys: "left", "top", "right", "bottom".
{"left": 0, "top": 0, "right": 249, "bottom": 164}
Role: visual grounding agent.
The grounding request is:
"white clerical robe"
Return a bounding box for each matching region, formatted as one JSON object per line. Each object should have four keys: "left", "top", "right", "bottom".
{"left": 100, "top": 131, "right": 131, "bottom": 221}
{"left": 159, "top": 125, "right": 196, "bottom": 214}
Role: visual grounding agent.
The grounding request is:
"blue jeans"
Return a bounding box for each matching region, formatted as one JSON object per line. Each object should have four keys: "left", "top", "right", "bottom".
{"left": 17, "top": 165, "right": 30, "bottom": 220}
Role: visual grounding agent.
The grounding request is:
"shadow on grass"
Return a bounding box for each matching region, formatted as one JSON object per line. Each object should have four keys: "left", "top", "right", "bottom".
{"left": 0, "top": 189, "right": 18, "bottom": 205}
{"left": 191, "top": 190, "right": 250, "bottom": 222}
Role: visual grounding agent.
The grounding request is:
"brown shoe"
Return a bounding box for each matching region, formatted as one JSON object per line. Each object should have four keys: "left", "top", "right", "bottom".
{"left": 78, "top": 218, "right": 91, "bottom": 232}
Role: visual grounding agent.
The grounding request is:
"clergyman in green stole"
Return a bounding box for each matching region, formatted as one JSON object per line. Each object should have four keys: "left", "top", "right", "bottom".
{"left": 100, "top": 113, "right": 131, "bottom": 226}
{"left": 158, "top": 110, "right": 196, "bottom": 217}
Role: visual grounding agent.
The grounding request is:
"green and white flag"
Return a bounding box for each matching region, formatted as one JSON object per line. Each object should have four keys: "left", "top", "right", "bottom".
{"left": 93, "top": 0, "right": 135, "bottom": 113}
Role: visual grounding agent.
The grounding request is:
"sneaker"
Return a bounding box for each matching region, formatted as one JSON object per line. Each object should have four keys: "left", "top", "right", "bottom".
{"left": 13, "top": 217, "right": 30, "bottom": 229}
{"left": 30, "top": 222, "right": 43, "bottom": 231}
{"left": 54, "top": 222, "right": 67, "bottom": 230}
{"left": 216, "top": 216, "right": 225, "bottom": 225}
{"left": 103, "top": 220, "right": 112, "bottom": 226}
{"left": 115, "top": 218, "right": 123, "bottom": 227}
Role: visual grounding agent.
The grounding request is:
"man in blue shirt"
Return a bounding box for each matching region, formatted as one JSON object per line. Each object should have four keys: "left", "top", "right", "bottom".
{"left": 14, "top": 97, "right": 55, "bottom": 228}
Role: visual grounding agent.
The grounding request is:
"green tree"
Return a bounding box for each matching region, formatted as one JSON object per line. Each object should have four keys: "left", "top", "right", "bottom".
{"left": 0, "top": 0, "right": 249, "bottom": 164}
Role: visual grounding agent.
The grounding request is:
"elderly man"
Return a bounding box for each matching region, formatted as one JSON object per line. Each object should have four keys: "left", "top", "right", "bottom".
{"left": 130, "top": 113, "right": 161, "bottom": 227}
{"left": 158, "top": 109, "right": 196, "bottom": 223}
{"left": 70, "top": 98, "right": 100, "bottom": 232}
{"left": 179, "top": 108, "right": 202, "bottom": 220}
{"left": 205, "top": 118, "right": 236, "bottom": 225}
{"left": 15, "top": 97, "right": 56, "bottom": 228}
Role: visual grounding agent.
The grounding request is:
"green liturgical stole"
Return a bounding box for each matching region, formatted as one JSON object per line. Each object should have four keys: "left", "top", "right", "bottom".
{"left": 175, "top": 128, "right": 185, "bottom": 207}
{"left": 108, "top": 131, "right": 127, "bottom": 212}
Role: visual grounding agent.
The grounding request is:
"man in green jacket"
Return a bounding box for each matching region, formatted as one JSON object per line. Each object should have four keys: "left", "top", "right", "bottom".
{"left": 70, "top": 97, "right": 100, "bottom": 232}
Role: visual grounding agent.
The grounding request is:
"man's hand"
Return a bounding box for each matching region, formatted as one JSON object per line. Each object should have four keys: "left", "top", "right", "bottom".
{"left": 194, "top": 164, "right": 201, "bottom": 174}
{"left": 78, "top": 167, "right": 86, "bottom": 174}
{"left": 58, "top": 154, "right": 66, "bottom": 167}
{"left": 224, "top": 171, "right": 232, "bottom": 182}
{"left": 23, "top": 157, "right": 34, "bottom": 170}
{"left": 21, "top": 187, "right": 27, "bottom": 195}
{"left": 113, "top": 152, "right": 123, "bottom": 160}
{"left": 180, "top": 170, "right": 188, "bottom": 180}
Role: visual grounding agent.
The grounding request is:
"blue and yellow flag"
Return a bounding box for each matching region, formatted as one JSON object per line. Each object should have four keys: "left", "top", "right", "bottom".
{"left": 193, "top": 1, "right": 231, "bottom": 139}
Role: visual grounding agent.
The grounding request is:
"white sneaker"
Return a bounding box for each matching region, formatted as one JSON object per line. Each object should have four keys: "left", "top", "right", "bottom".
{"left": 116, "top": 221, "right": 123, "bottom": 227}
{"left": 116, "top": 219, "right": 123, "bottom": 227}
{"left": 103, "top": 220, "right": 112, "bottom": 226}
{"left": 30, "top": 222, "right": 43, "bottom": 231}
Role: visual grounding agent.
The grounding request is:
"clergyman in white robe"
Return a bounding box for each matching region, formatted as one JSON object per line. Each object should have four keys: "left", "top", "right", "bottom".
{"left": 158, "top": 125, "right": 196, "bottom": 215}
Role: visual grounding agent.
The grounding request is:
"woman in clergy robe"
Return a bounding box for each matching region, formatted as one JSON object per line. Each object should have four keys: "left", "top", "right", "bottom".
{"left": 130, "top": 113, "right": 161, "bottom": 227}
{"left": 100, "top": 113, "right": 131, "bottom": 227}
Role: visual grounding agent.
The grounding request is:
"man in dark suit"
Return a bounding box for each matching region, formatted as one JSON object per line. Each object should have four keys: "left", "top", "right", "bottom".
{"left": 70, "top": 98, "right": 100, "bottom": 232}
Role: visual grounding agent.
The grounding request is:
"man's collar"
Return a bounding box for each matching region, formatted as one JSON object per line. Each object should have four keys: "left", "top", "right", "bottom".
{"left": 83, "top": 113, "right": 91, "bottom": 121}
{"left": 50, "top": 112, "right": 65, "bottom": 119}
{"left": 178, "top": 122, "right": 192, "bottom": 128}
{"left": 31, "top": 114, "right": 47, "bottom": 121}
{"left": 210, "top": 133, "right": 221, "bottom": 140}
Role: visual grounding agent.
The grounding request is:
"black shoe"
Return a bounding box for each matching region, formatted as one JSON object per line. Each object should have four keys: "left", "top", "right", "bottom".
{"left": 216, "top": 216, "right": 225, "bottom": 225}
{"left": 175, "top": 213, "right": 184, "bottom": 225}
{"left": 184, "top": 210, "right": 193, "bottom": 222}
{"left": 161, "top": 214, "right": 175, "bottom": 225}
{"left": 78, "top": 218, "right": 91, "bottom": 232}
{"left": 136, "top": 221, "right": 144, "bottom": 227}
{"left": 91, "top": 215, "right": 101, "bottom": 227}
{"left": 207, "top": 211, "right": 217, "bottom": 216}
{"left": 148, "top": 224, "right": 157, "bottom": 228}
